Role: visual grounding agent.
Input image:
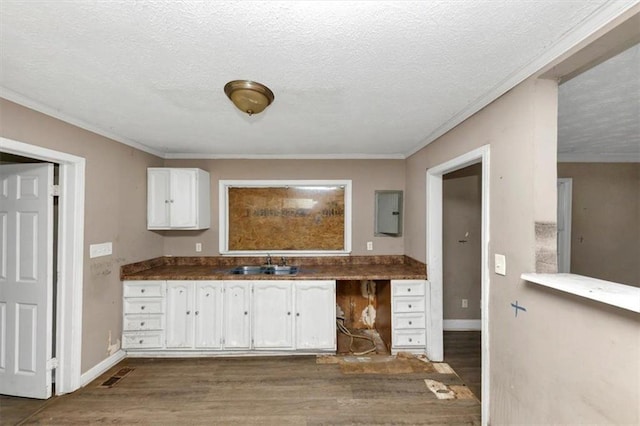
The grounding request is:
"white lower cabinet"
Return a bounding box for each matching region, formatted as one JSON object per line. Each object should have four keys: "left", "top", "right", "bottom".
{"left": 123, "top": 279, "right": 336, "bottom": 355}
{"left": 391, "top": 279, "right": 428, "bottom": 354}
{"left": 223, "top": 281, "right": 251, "bottom": 349}
{"left": 295, "top": 280, "right": 336, "bottom": 350}
{"left": 252, "top": 281, "right": 294, "bottom": 349}
{"left": 166, "top": 281, "right": 224, "bottom": 349}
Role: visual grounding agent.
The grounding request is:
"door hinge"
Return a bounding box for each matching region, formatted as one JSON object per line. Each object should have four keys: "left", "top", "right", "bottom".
{"left": 46, "top": 357, "right": 58, "bottom": 371}
{"left": 50, "top": 185, "right": 60, "bottom": 197}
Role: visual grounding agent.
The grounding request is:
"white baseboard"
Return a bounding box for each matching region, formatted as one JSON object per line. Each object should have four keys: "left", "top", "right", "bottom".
{"left": 443, "top": 319, "right": 481, "bottom": 331}
{"left": 80, "top": 349, "right": 127, "bottom": 387}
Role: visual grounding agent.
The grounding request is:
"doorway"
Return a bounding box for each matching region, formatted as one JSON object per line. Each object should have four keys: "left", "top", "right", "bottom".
{"left": 426, "top": 145, "right": 490, "bottom": 422}
{"left": 0, "top": 137, "right": 85, "bottom": 396}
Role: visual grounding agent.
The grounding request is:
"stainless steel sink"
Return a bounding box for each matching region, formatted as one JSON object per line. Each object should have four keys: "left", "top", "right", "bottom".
{"left": 228, "top": 265, "right": 299, "bottom": 275}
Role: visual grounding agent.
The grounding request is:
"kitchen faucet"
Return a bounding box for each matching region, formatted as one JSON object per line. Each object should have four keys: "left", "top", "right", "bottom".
{"left": 265, "top": 254, "right": 272, "bottom": 266}
{"left": 280, "top": 256, "right": 287, "bottom": 266}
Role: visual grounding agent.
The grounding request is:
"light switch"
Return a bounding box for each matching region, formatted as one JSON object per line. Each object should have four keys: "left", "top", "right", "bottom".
{"left": 90, "top": 242, "right": 112, "bottom": 258}
{"left": 495, "top": 254, "right": 506, "bottom": 276}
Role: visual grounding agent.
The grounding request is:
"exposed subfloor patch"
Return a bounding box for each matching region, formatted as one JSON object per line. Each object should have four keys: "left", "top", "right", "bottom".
{"left": 317, "top": 351, "right": 435, "bottom": 375}
{"left": 98, "top": 367, "right": 135, "bottom": 388}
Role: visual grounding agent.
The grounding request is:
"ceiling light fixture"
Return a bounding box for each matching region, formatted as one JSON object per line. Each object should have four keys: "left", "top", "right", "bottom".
{"left": 224, "top": 80, "right": 275, "bottom": 116}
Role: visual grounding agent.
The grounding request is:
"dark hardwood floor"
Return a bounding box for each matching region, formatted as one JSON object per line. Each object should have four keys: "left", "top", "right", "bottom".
{"left": 1, "top": 333, "right": 482, "bottom": 425}
{"left": 444, "top": 330, "right": 481, "bottom": 400}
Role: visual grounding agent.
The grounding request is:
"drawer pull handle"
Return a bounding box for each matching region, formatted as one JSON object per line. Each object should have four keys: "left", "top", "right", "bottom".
{"left": 141, "top": 322, "right": 145, "bottom": 326}
{"left": 408, "top": 304, "right": 412, "bottom": 308}
{"left": 141, "top": 306, "right": 145, "bottom": 310}
{"left": 206, "top": 293, "right": 210, "bottom": 297}
{"left": 408, "top": 338, "right": 413, "bottom": 342}
{"left": 139, "top": 339, "right": 144, "bottom": 344}
{"left": 407, "top": 288, "right": 411, "bottom": 292}
{"left": 408, "top": 321, "right": 412, "bottom": 325}
{"left": 141, "top": 289, "right": 145, "bottom": 293}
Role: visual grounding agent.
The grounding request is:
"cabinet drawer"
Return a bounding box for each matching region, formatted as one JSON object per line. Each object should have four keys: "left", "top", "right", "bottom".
{"left": 393, "top": 330, "right": 426, "bottom": 347}
{"left": 392, "top": 280, "right": 425, "bottom": 296}
{"left": 123, "top": 331, "right": 164, "bottom": 349}
{"left": 124, "top": 314, "right": 163, "bottom": 331}
{"left": 393, "top": 296, "right": 425, "bottom": 313}
{"left": 124, "top": 298, "right": 164, "bottom": 314}
{"left": 393, "top": 313, "right": 426, "bottom": 329}
{"left": 124, "top": 281, "right": 165, "bottom": 298}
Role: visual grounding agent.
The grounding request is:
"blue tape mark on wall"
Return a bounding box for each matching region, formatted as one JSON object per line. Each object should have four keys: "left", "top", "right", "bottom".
{"left": 511, "top": 301, "right": 527, "bottom": 317}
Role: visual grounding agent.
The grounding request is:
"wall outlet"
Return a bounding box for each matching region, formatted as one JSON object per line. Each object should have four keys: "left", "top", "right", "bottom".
{"left": 195, "top": 243, "right": 202, "bottom": 252}
{"left": 366, "top": 241, "right": 373, "bottom": 251}
{"left": 90, "top": 242, "right": 112, "bottom": 258}
{"left": 462, "top": 299, "right": 468, "bottom": 308}
{"left": 495, "top": 253, "right": 507, "bottom": 275}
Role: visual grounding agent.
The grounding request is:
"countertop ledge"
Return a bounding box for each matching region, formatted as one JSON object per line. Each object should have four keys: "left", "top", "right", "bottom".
{"left": 121, "top": 256, "right": 427, "bottom": 281}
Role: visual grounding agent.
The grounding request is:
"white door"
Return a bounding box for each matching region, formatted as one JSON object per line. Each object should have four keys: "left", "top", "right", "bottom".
{"left": 0, "top": 163, "right": 54, "bottom": 399}
{"left": 147, "top": 169, "right": 171, "bottom": 228}
{"left": 253, "top": 281, "right": 293, "bottom": 349}
{"left": 295, "top": 281, "right": 336, "bottom": 350}
{"left": 165, "top": 282, "right": 194, "bottom": 348}
{"left": 194, "top": 281, "right": 223, "bottom": 349}
{"left": 223, "top": 282, "right": 251, "bottom": 349}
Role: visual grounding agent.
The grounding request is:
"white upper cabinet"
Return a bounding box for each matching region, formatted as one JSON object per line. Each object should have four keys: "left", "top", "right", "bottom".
{"left": 147, "top": 168, "right": 210, "bottom": 230}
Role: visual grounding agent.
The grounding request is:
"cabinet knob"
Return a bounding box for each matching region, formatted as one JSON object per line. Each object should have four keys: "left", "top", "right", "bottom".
{"left": 195, "top": 311, "right": 199, "bottom": 315}
{"left": 408, "top": 338, "right": 413, "bottom": 342}
{"left": 287, "top": 312, "right": 291, "bottom": 315}
{"left": 141, "top": 289, "right": 145, "bottom": 293}
{"left": 407, "top": 288, "right": 411, "bottom": 292}
{"left": 141, "top": 305, "right": 145, "bottom": 310}
{"left": 206, "top": 293, "right": 210, "bottom": 297}
{"left": 408, "top": 321, "right": 412, "bottom": 325}
{"left": 296, "top": 313, "right": 300, "bottom": 317}
{"left": 408, "top": 304, "right": 412, "bottom": 308}
{"left": 244, "top": 311, "right": 248, "bottom": 315}
{"left": 170, "top": 200, "right": 174, "bottom": 203}
{"left": 164, "top": 200, "right": 169, "bottom": 204}
{"left": 186, "top": 310, "right": 191, "bottom": 315}
{"left": 141, "top": 321, "right": 145, "bottom": 326}
{"left": 139, "top": 339, "right": 144, "bottom": 344}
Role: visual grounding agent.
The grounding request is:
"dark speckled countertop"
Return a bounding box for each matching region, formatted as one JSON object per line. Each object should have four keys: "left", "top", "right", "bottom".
{"left": 121, "top": 255, "right": 427, "bottom": 281}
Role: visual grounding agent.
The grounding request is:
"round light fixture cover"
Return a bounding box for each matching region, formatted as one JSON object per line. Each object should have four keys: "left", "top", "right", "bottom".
{"left": 224, "top": 80, "right": 275, "bottom": 115}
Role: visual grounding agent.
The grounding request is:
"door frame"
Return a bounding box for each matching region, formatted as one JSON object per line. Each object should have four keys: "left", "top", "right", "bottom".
{"left": 557, "top": 178, "right": 572, "bottom": 273}
{"left": 1, "top": 136, "right": 85, "bottom": 395}
{"left": 426, "top": 144, "right": 490, "bottom": 424}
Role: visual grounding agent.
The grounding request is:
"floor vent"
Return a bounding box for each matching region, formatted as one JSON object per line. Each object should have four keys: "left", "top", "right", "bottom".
{"left": 98, "top": 367, "right": 134, "bottom": 388}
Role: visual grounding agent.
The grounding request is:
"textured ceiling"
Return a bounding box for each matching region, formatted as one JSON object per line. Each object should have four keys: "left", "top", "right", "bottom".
{"left": 0, "top": 1, "right": 636, "bottom": 158}
{"left": 558, "top": 43, "right": 640, "bottom": 161}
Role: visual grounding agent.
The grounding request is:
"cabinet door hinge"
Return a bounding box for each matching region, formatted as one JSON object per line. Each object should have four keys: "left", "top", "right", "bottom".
{"left": 50, "top": 185, "right": 60, "bottom": 197}
{"left": 46, "top": 357, "right": 58, "bottom": 371}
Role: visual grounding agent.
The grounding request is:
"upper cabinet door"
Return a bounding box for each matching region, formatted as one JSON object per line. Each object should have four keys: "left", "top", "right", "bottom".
{"left": 147, "top": 169, "right": 171, "bottom": 228}
{"left": 169, "top": 169, "right": 198, "bottom": 228}
{"left": 147, "top": 168, "right": 210, "bottom": 230}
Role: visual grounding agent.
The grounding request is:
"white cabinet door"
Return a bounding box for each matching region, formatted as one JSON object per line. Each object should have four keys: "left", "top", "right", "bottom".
{"left": 166, "top": 282, "right": 194, "bottom": 348}
{"left": 147, "top": 168, "right": 171, "bottom": 228}
{"left": 253, "top": 281, "right": 293, "bottom": 349}
{"left": 194, "top": 281, "right": 223, "bottom": 349}
{"left": 223, "top": 282, "right": 251, "bottom": 349}
{"left": 295, "top": 281, "right": 336, "bottom": 350}
{"left": 169, "top": 169, "right": 197, "bottom": 228}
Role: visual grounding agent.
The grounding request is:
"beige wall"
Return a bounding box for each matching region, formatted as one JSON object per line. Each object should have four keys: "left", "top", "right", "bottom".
{"left": 0, "top": 99, "right": 164, "bottom": 373}
{"left": 163, "top": 158, "right": 405, "bottom": 256}
{"left": 443, "top": 164, "right": 482, "bottom": 320}
{"left": 405, "top": 78, "right": 640, "bottom": 424}
{"left": 558, "top": 162, "right": 639, "bottom": 287}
